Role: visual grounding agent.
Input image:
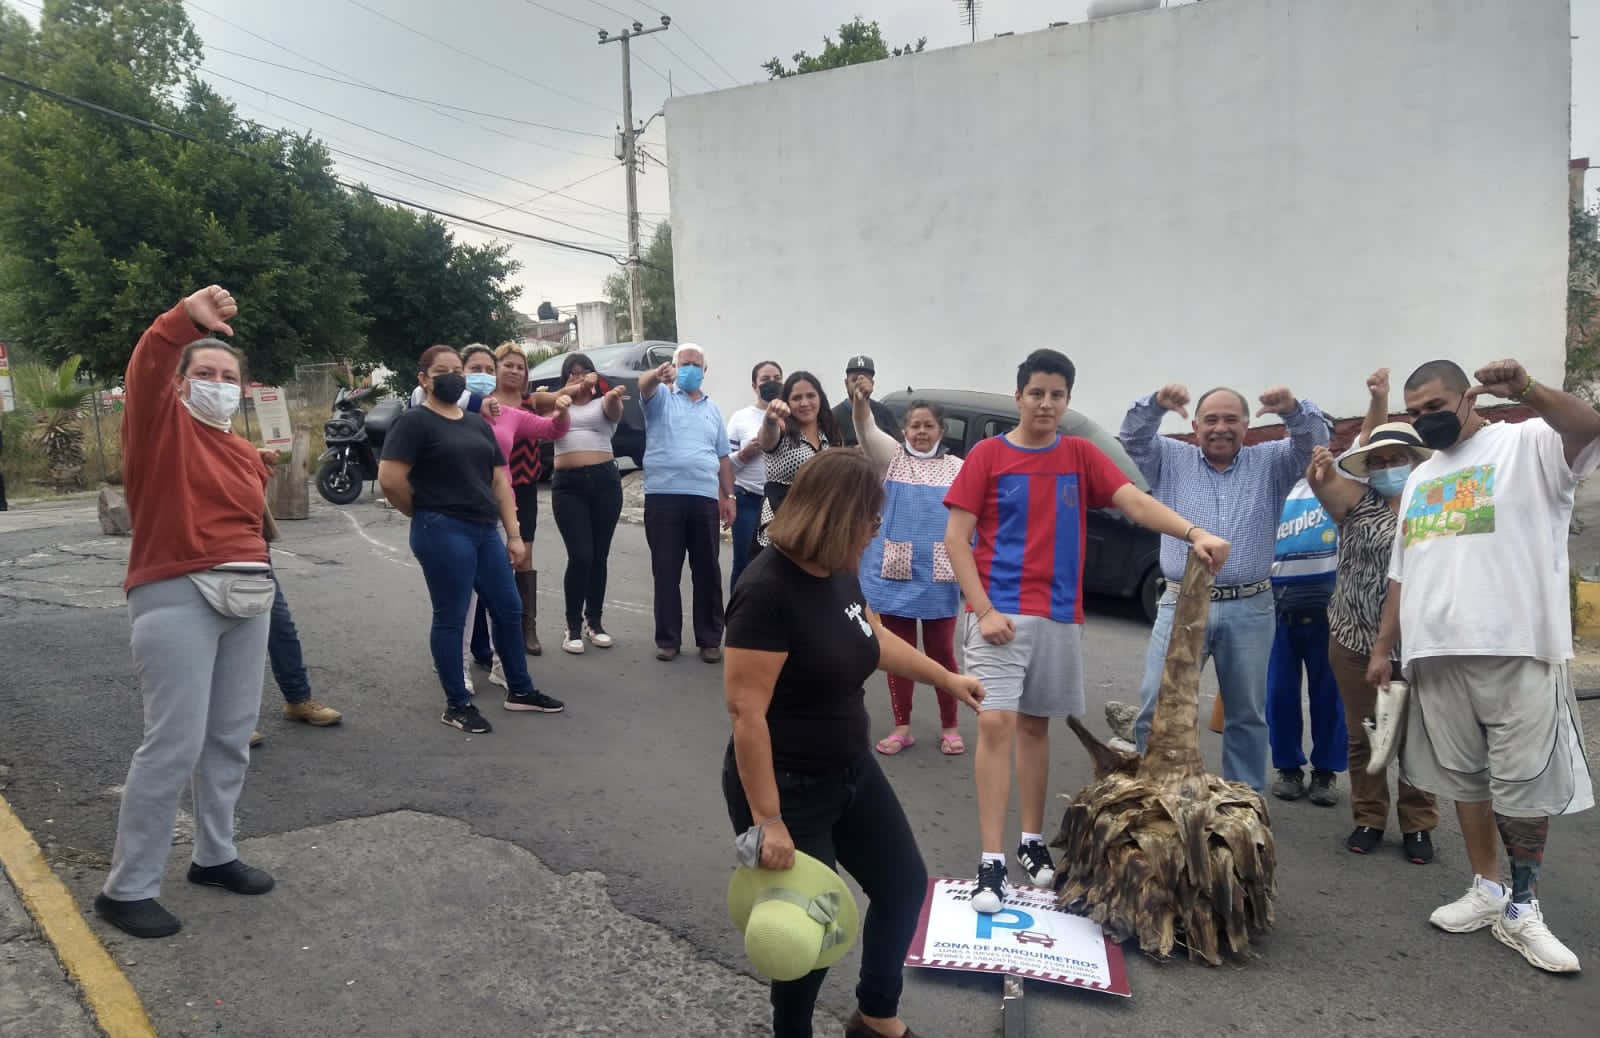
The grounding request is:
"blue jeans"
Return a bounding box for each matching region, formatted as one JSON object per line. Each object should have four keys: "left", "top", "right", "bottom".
{"left": 1265, "top": 612, "right": 1348, "bottom": 773}
{"left": 266, "top": 575, "right": 310, "bottom": 704}
{"left": 1134, "top": 588, "right": 1275, "bottom": 790}
{"left": 409, "top": 511, "right": 536, "bottom": 707}
{"left": 729, "top": 487, "right": 763, "bottom": 592}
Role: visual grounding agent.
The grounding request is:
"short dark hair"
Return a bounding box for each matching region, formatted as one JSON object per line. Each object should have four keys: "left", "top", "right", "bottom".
{"left": 1016, "top": 349, "right": 1076, "bottom": 392}
{"left": 1405, "top": 360, "right": 1471, "bottom": 393}
{"left": 418, "top": 344, "right": 458, "bottom": 372}
{"left": 179, "top": 338, "right": 242, "bottom": 376}
{"left": 903, "top": 399, "right": 945, "bottom": 428}
{"left": 1194, "top": 387, "right": 1249, "bottom": 416}
{"left": 767, "top": 449, "right": 885, "bottom": 573}
{"left": 751, "top": 360, "right": 782, "bottom": 384}
{"left": 781, "top": 371, "right": 842, "bottom": 445}
{"left": 560, "top": 352, "right": 594, "bottom": 381}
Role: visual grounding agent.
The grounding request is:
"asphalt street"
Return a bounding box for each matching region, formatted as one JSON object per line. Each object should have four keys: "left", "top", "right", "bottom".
{"left": 1, "top": 491, "right": 1597, "bottom": 1037}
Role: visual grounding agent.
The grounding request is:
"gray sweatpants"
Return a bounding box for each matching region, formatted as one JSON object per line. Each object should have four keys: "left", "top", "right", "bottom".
{"left": 103, "top": 575, "right": 269, "bottom": 901}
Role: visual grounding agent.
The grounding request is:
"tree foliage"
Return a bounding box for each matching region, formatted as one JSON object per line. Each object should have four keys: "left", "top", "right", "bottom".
{"left": 1567, "top": 204, "right": 1600, "bottom": 402}
{"left": 0, "top": 0, "right": 519, "bottom": 390}
{"left": 604, "top": 221, "right": 675, "bottom": 342}
{"left": 764, "top": 17, "right": 927, "bottom": 79}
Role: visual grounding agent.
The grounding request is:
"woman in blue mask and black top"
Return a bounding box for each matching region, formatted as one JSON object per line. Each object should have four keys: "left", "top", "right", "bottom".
{"left": 379, "top": 345, "right": 563, "bottom": 733}
{"left": 1304, "top": 367, "right": 1439, "bottom": 863}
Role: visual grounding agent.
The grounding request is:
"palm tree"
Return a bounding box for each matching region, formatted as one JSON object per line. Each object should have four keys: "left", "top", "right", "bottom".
{"left": 14, "top": 355, "right": 96, "bottom": 490}
{"left": 1054, "top": 550, "right": 1277, "bottom": 965}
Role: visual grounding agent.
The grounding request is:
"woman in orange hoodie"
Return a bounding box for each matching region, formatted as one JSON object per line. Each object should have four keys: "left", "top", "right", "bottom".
{"left": 96, "top": 286, "right": 278, "bottom": 940}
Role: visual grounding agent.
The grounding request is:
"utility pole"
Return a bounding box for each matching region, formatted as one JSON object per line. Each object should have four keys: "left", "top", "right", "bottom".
{"left": 600, "top": 15, "right": 670, "bottom": 343}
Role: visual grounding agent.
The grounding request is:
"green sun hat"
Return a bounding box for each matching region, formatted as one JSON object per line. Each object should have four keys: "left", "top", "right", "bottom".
{"left": 727, "top": 851, "right": 861, "bottom": 981}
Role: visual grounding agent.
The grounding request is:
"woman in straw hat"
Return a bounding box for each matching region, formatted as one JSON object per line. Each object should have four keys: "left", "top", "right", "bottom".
{"left": 723, "top": 449, "right": 984, "bottom": 1038}
{"left": 1305, "top": 369, "right": 1439, "bottom": 863}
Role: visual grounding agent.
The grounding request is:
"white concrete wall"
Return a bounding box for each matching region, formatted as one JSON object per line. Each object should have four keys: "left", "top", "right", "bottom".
{"left": 666, "top": 0, "right": 1571, "bottom": 432}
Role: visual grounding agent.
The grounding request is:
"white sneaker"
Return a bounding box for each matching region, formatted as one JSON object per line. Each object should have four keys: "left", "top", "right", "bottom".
{"left": 1492, "top": 899, "right": 1581, "bottom": 973}
{"left": 1430, "top": 875, "right": 1509, "bottom": 933}
{"left": 583, "top": 621, "right": 614, "bottom": 648}
{"left": 488, "top": 659, "right": 508, "bottom": 689}
{"left": 561, "top": 629, "right": 585, "bottom": 654}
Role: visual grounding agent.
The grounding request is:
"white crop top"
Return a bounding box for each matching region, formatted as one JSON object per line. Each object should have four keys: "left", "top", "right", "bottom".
{"left": 554, "top": 397, "right": 619, "bottom": 456}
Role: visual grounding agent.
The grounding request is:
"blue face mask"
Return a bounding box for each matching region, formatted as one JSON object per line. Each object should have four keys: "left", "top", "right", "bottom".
{"left": 464, "top": 373, "right": 498, "bottom": 397}
{"left": 1368, "top": 464, "right": 1411, "bottom": 497}
{"left": 677, "top": 363, "right": 705, "bottom": 392}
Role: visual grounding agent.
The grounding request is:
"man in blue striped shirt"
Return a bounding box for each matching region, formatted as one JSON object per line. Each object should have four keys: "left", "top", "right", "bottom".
{"left": 1120, "top": 383, "right": 1330, "bottom": 790}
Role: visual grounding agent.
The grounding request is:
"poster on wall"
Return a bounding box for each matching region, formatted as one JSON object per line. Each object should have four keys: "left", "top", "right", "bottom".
{"left": 0, "top": 342, "right": 14, "bottom": 413}
{"left": 249, "top": 384, "right": 293, "bottom": 451}
{"left": 905, "top": 877, "right": 1130, "bottom": 996}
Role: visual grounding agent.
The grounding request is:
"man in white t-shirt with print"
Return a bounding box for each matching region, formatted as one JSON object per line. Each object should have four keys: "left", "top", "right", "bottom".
{"left": 725, "top": 360, "right": 783, "bottom": 592}
{"left": 1368, "top": 358, "right": 1600, "bottom": 974}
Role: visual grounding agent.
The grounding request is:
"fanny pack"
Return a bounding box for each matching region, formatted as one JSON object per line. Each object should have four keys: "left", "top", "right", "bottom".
{"left": 188, "top": 563, "right": 275, "bottom": 619}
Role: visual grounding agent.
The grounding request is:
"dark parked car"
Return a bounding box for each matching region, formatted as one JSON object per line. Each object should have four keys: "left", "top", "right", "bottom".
{"left": 879, "top": 389, "right": 1162, "bottom": 622}
{"left": 526, "top": 340, "right": 678, "bottom": 476}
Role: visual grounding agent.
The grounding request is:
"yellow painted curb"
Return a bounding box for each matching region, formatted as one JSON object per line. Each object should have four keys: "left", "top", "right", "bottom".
{"left": 0, "top": 794, "right": 156, "bottom": 1038}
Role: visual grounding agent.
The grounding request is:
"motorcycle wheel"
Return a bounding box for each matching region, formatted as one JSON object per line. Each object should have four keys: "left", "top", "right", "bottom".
{"left": 315, "top": 457, "right": 364, "bottom": 505}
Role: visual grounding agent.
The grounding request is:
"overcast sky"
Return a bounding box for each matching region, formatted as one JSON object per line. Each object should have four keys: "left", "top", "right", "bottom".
{"left": 11, "top": 0, "right": 1600, "bottom": 319}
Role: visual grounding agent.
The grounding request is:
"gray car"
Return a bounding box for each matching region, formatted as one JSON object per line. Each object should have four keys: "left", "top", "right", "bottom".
{"left": 527, "top": 340, "right": 678, "bottom": 475}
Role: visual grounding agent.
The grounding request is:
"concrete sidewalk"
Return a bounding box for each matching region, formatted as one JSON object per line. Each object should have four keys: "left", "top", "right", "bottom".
{"left": 0, "top": 862, "right": 101, "bottom": 1037}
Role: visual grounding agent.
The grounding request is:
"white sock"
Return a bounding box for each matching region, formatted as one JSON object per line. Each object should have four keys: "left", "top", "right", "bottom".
{"left": 1477, "top": 876, "right": 1506, "bottom": 898}
{"left": 981, "top": 852, "right": 1005, "bottom": 866}
{"left": 1020, "top": 832, "right": 1043, "bottom": 847}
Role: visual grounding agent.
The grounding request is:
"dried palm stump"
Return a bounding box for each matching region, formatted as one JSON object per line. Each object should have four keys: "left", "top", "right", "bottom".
{"left": 1052, "top": 550, "right": 1276, "bottom": 965}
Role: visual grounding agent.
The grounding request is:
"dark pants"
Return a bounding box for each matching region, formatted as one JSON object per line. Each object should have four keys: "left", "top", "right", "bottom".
{"left": 722, "top": 746, "right": 926, "bottom": 1038}
{"left": 1266, "top": 611, "right": 1348, "bottom": 773}
{"left": 643, "top": 493, "right": 724, "bottom": 650}
{"left": 551, "top": 461, "right": 623, "bottom": 633}
{"left": 266, "top": 574, "right": 310, "bottom": 704}
{"left": 730, "top": 487, "right": 764, "bottom": 592}
{"left": 1328, "top": 637, "right": 1439, "bottom": 832}
{"left": 408, "top": 511, "right": 536, "bottom": 708}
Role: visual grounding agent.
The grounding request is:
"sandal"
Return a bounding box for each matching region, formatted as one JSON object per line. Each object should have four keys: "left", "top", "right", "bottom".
{"left": 940, "top": 732, "right": 965, "bottom": 755}
{"left": 875, "top": 733, "right": 915, "bottom": 756}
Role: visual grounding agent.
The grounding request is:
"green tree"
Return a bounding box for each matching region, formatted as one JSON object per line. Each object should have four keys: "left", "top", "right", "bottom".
{"left": 604, "top": 221, "right": 675, "bottom": 341}
{"left": 342, "top": 191, "right": 521, "bottom": 395}
{"left": 1568, "top": 204, "right": 1600, "bottom": 402}
{"left": 0, "top": 0, "right": 363, "bottom": 384}
{"left": 12, "top": 354, "right": 95, "bottom": 488}
{"left": 763, "top": 17, "right": 927, "bottom": 79}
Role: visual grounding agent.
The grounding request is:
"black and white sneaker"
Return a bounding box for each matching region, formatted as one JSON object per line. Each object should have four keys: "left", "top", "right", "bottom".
{"left": 441, "top": 704, "right": 492, "bottom": 733}
{"left": 1016, "top": 839, "right": 1056, "bottom": 887}
{"left": 972, "top": 860, "right": 1010, "bottom": 914}
{"left": 504, "top": 689, "right": 565, "bottom": 713}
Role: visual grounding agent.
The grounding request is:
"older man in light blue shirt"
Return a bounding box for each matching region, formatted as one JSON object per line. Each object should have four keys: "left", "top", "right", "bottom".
{"left": 640, "top": 343, "right": 736, "bottom": 663}
{"left": 1120, "top": 382, "right": 1329, "bottom": 790}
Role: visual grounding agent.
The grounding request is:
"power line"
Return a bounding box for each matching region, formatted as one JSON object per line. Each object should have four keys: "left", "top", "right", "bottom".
{"left": 667, "top": 21, "right": 742, "bottom": 85}
{"left": 522, "top": 0, "right": 602, "bottom": 32}
{"left": 0, "top": 68, "right": 629, "bottom": 265}
{"left": 341, "top": 0, "right": 615, "bottom": 115}
{"left": 203, "top": 43, "right": 610, "bottom": 140}
{"left": 652, "top": 35, "right": 718, "bottom": 91}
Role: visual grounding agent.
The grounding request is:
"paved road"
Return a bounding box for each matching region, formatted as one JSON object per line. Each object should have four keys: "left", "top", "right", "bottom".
{"left": 1, "top": 493, "right": 1597, "bottom": 1037}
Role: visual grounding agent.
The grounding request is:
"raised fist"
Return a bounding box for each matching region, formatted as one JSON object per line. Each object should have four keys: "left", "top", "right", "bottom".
{"left": 1256, "top": 387, "right": 1297, "bottom": 417}
{"left": 183, "top": 285, "right": 237, "bottom": 336}
{"left": 1154, "top": 384, "right": 1190, "bottom": 419}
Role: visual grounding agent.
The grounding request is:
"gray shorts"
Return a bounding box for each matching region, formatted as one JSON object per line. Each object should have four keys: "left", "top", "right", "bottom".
{"left": 962, "top": 612, "right": 1085, "bottom": 718}
{"left": 1402, "top": 656, "right": 1594, "bottom": 817}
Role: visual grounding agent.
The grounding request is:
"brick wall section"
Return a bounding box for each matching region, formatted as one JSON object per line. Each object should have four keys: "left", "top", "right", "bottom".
{"left": 1163, "top": 405, "right": 1538, "bottom": 454}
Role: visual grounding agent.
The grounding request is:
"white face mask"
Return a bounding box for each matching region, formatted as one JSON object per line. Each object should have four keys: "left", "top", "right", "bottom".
{"left": 184, "top": 378, "right": 242, "bottom": 430}
{"left": 904, "top": 441, "right": 941, "bottom": 459}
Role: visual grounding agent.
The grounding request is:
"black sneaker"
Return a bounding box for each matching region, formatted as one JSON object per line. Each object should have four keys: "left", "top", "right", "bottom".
{"left": 441, "top": 704, "right": 492, "bottom": 733}
{"left": 1016, "top": 839, "right": 1056, "bottom": 887}
{"left": 1402, "top": 830, "right": 1435, "bottom": 865}
{"left": 186, "top": 859, "right": 275, "bottom": 895}
{"left": 971, "top": 860, "right": 1009, "bottom": 914}
{"left": 1270, "top": 768, "right": 1307, "bottom": 801}
{"left": 1307, "top": 770, "right": 1339, "bottom": 807}
{"left": 1346, "top": 825, "right": 1383, "bottom": 854}
{"left": 93, "top": 894, "right": 181, "bottom": 939}
{"left": 504, "top": 689, "right": 565, "bottom": 713}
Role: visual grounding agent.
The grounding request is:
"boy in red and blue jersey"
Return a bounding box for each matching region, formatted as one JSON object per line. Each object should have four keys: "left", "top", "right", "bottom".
{"left": 944, "top": 349, "right": 1230, "bottom": 913}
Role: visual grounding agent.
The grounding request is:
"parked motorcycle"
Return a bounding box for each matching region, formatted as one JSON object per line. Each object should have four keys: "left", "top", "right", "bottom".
{"left": 315, "top": 388, "right": 402, "bottom": 505}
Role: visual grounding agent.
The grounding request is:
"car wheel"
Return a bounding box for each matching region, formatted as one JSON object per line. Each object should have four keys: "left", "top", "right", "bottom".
{"left": 1138, "top": 565, "right": 1162, "bottom": 623}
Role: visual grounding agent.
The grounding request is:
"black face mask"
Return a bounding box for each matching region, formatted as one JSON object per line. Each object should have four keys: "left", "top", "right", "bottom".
{"left": 758, "top": 381, "right": 782, "bottom": 402}
{"left": 431, "top": 372, "right": 466, "bottom": 403}
{"left": 1413, "top": 396, "right": 1466, "bottom": 450}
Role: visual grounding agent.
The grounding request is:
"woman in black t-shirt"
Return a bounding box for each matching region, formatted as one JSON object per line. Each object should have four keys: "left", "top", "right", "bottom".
{"left": 722, "top": 449, "right": 984, "bottom": 1038}
{"left": 378, "top": 345, "right": 563, "bottom": 734}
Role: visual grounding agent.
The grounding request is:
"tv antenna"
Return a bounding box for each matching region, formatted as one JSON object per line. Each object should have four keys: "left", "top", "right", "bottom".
{"left": 954, "top": 0, "right": 981, "bottom": 43}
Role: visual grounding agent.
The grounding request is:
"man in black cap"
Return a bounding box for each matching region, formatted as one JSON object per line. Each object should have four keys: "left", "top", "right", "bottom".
{"left": 831, "top": 355, "right": 903, "bottom": 447}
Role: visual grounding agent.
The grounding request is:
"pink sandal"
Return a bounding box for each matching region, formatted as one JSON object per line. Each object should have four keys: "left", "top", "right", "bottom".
{"left": 875, "top": 733, "right": 915, "bottom": 755}
{"left": 939, "top": 732, "right": 965, "bottom": 755}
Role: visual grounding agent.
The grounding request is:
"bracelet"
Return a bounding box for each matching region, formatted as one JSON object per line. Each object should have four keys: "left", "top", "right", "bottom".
{"left": 1182, "top": 525, "right": 1197, "bottom": 543}
{"left": 755, "top": 815, "right": 783, "bottom": 828}
{"left": 1511, "top": 375, "right": 1536, "bottom": 401}
{"left": 976, "top": 605, "right": 994, "bottom": 621}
